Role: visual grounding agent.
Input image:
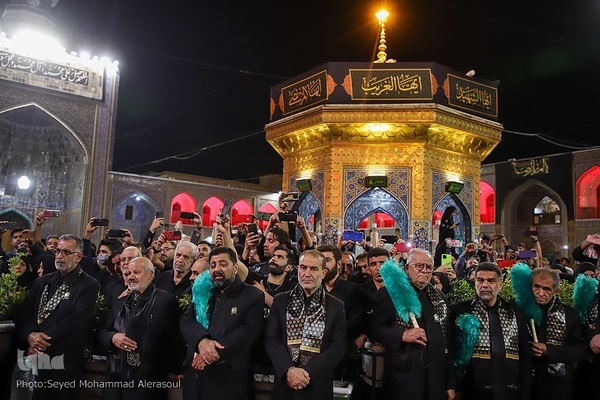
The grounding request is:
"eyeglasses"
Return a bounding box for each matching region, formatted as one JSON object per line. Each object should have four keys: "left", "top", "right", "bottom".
{"left": 410, "top": 262, "right": 434, "bottom": 272}
{"left": 52, "top": 248, "right": 81, "bottom": 257}
{"left": 160, "top": 247, "right": 175, "bottom": 252}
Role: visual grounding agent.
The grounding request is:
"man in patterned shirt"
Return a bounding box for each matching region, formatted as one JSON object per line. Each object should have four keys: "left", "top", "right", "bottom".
{"left": 451, "top": 262, "right": 531, "bottom": 400}
{"left": 265, "top": 250, "right": 347, "bottom": 399}
{"left": 529, "top": 267, "right": 587, "bottom": 400}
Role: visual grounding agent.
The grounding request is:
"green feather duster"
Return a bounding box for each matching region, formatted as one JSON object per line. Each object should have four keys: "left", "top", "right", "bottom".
{"left": 380, "top": 259, "right": 421, "bottom": 323}
{"left": 510, "top": 263, "right": 542, "bottom": 324}
{"left": 573, "top": 274, "right": 599, "bottom": 321}
{"left": 192, "top": 270, "right": 214, "bottom": 329}
{"left": 454, "top": 313, "right": 480, "bottom": 373}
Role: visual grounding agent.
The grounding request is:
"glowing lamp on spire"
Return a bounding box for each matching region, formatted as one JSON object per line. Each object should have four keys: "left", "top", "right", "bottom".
{"left": 375, "top": 9, "right": 395, "bottom": 63}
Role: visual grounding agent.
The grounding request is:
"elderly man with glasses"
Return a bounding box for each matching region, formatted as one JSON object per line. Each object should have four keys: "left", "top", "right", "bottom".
{"left": 18, "top": 234, "right": 100, "bottom": 400}
{"left": 371, "top": 248, "right": 456, "bottom": 400}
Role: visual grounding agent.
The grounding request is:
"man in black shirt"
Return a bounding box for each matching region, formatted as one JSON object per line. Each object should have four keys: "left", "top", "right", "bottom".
{"left": 318, "top": 244, "right": 367, "bottom": 380}
{"left": 244, "top": 245, "right": 297, "bottom": 306}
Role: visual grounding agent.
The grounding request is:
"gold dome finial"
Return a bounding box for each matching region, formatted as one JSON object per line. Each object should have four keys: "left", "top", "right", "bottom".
{"left": 374, "top": 9, "right": 390, "bottom": 63}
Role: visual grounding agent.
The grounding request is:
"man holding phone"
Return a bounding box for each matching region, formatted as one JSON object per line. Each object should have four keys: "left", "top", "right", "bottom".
{"left": 573, "top": 233, "right": 600, "bottom": 265}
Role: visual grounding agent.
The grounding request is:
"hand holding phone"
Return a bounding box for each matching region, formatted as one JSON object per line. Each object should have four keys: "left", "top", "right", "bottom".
{"left": 525, "top": 226, "right": 538, "bottom": 236}
{"left": 179, "top": 211, "right": 195, "bottom": 220}
{"left": 163, "top": 230, "right": 182, "bottom": 241}
{"left": 91, "top": 218, "right": 109, "bottom": 227}
{"left": 342, "top": 230, "right": 364, "bottom": 242}
{"left": 247, "top": 223, "right": 258, "bottom": 235}
{"left": 43, "top": 210, "right": 60, "bottom": 218}
{"left": 107, "top": 229, "right": 126, "bottom": 238}
{"left": 220, "top": 199, "right": 233, "bottom": 219}
{"left": 278, "top": 211, "right": 297, "bottom": 222}
{"left": 586, "top": 234, "right": 600, "bottom": 245}
{"left": 394, "top": 241, "right": 412, "bottom": 253}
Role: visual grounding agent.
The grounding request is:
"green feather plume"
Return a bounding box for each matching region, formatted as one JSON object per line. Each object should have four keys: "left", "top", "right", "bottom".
{"left": 573, "top": 274, "right": 599, "bottom": 321}
{"left": 510, "top": 263, "right": 541, "bottom": 324}
{"left": 380, "top": 259, "right": 421, "bottom": 323}
{"left": 453, "top": 313, "right": 480, "bottom": 373}
{"left": 192, "top": 270, "right": 213, "bottom": 329}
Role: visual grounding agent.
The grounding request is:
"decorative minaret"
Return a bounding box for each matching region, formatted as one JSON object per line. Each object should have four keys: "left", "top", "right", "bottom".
{"left": 2, "top": 0, "right": 60, "bottom": 37}
{"left": 374, "top": 9, "right": 390, "bottom": 63}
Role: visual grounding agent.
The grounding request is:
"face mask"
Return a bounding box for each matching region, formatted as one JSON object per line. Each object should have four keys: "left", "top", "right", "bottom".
{"left": 97, "top": 253, "right": 109, "bottom": 264}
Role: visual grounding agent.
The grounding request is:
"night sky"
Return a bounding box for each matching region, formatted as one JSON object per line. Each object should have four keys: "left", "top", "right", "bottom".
{"left": 3, "top": 0, "right": 600, "bottom": 180}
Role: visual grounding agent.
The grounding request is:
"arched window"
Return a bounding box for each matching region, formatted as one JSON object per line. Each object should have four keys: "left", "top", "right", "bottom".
{"left": 170, "top": 192, "right": 197, "bottom": 224}
{"left": 232, "top": 200, "right": 254, "bottom": 225}
{"left": 576, "top": 166, "right": 600, "bottom": 219}
{"left": 533, "top": 196, "right": 561, "bottom": 225}
{"left": 480, "top": 180, "right": 495, "bottom": 224}
{"left": 202, "top": 196, "right": 224, "bottom": 227}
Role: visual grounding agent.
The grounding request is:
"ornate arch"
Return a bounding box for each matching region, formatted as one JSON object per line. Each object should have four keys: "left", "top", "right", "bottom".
{"left": 112, "top": 192, "right": 162, "bottom": 241}
{"left": 433, "top": 194, "right": 472, "bottom": 243}
{"left": 501, "top": 179, "right": 567, "bottom": 246}
{"left": 576, "top": 165, "right": 600, "bottom": 219}
{"left": 0, "top": 104, "right": 89, "bottom": 233}
{"left": 171, "top": 192, "right": 198, "bottom": 224}
{"left": 344, "top": 188, "right": 408, "bottom": 235}
{"left": 296, "top": 192, "right": 321, "bottom": 225}
{"left": 0, "top": 207, "right": 33, "bottom": 229}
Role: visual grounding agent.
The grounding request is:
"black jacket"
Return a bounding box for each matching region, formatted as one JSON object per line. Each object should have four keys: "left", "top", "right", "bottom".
{"left": 531, "top": 298, "right": 587, "bottom": 400}
{"left": 19, "top": 266, "right": 99, "bottom": 369}
{"left": 265, "top": 289, "right": 347, "bottom": 400}
{"left": 179, "top": 277, "right": 264, "bottom": 399}
{"left": 99, "top": 284, "right": 185, "bottom": 380}
{"left": 450, "top": 298, "right": 531, "bottom": 400}
{"left": 370, "top": 285, "right": 456, "bottom": 400}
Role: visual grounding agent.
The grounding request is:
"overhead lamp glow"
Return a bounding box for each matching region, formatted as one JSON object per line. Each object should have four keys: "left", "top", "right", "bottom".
{"left": 376, "top": 9, "right": 389, "bottom": 24}
{"left": 12, "top": 29, "right": 62, "bottom": 57}
{"left": 17, "top": 175, "right": 31, "bottom": 190}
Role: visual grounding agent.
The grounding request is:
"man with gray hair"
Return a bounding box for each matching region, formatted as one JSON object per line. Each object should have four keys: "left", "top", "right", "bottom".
{"left": 529, "top": 267, "right": 587, "bottom": 400}
{"left": 19, "top": 234, "right": 99, "bottom": 400}
{"left": 370, "top": 248, "right": 456, "bottom": 400}
{"left": 265, "top": 249, "right": 347, "bottom": 399}
{"left": 100, "top": 256, "right": 184, "bottom": 399}
{"left": 156, "top": 241, "right": 198, "bottom": 298}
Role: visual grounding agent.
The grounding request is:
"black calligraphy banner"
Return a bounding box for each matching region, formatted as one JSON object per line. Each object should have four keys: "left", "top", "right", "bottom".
{"left": 447, "top": 74, "right": 497, "bottom": 118}
{"left": 350, "top": 68, "right": 433, "bottom": 100}
{"left": 281, "top": 70, "right": 328, "bottom": 115}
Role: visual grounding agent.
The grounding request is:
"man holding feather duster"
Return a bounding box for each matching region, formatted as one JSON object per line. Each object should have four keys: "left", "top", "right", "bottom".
{"left": 370, "top": 248, "right": 456, "bottom": 400}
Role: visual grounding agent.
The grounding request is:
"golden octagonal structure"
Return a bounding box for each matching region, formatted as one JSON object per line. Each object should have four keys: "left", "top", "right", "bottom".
{"left": 266, "top": 62, "right": 503, "bottom": 249}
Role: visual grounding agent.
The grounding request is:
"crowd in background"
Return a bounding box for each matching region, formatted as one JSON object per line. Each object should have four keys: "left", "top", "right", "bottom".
{"left": 1, "top": 202, "right": 599, "bottom": 400}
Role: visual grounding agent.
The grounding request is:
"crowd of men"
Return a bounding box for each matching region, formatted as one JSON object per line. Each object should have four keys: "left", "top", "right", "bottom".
{"left": 1, "top": 209, "right": 599, "bottom": 400}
